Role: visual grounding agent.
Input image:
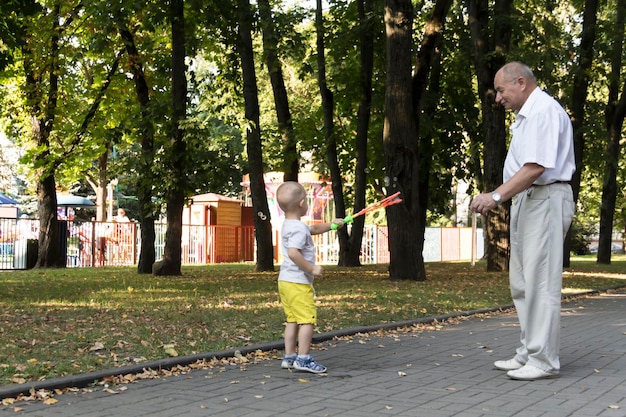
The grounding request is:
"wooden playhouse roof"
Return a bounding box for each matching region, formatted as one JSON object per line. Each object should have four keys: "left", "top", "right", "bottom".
{"left": 190, "top": 193, "right": 243, "bottom": 204}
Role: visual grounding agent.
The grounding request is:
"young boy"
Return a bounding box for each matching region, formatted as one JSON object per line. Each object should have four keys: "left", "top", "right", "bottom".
{"left": 275, "top": 181, "right": 343, "bottom": 374}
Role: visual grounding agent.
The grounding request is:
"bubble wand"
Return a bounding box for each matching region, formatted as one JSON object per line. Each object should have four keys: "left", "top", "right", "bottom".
{"left": 331, "top": 191, "right": 403, "bottom": 230}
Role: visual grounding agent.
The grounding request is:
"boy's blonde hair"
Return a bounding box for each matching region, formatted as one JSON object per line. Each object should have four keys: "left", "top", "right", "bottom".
{"left": 276, "top": 181, "right": 306, "bottom": 212}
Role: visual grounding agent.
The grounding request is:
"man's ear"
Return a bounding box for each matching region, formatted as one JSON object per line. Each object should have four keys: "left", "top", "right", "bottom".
{"left": 299, "top": 198, "right": 306, "bottom": 207}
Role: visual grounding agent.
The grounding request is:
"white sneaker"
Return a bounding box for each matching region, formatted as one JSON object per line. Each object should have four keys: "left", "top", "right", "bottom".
{"left": 281, "top": 354, "right": 297, "bottom": 369}
{"left": 493, "top": 358, "right": 524, "bottom": 371}
{"left": 507, "top": 364, "right": 559, "bottom": 381}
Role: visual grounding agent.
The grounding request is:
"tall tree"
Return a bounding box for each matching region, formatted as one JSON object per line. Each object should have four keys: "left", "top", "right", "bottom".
{"left": 116, "top": 15, "right": 158, "bottom": 273}
{"left": 597, "top": 0, "right": 626, "bottom": 264}
{"left": 566, "top": 0, "right": 599, "bottom": 266}
{"left": 237, "top": 0, "right": 275, "bottom": 272}
{"left": 382, "top": 0, "right": 453, "bottom": 280}
{"left": 466, "top": 0, "right": 512, "bottom": 271}
{"left": 23, "top": 3, "right": 63, "bottom": 268}
{"left": 154, "top": 0, "right": 187, "bottom": 275}
{"left": 315, "top": 0, "right": 348, "bottom": 264}
{"left": 342, "top": 0, "right": 376, "bottom": 266}
{"left": 383, "top": 0, "right": 426, "bottom": 280}
{"left": 258, "top": 0, "right": 299, "bottom": 182}
{"left": 413, "top": 0, "right": 453, "bottom": 258}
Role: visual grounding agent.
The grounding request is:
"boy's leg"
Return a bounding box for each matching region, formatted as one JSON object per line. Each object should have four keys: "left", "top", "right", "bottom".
{"left": 281, "top": 322, "right": 299, "bottom": 369}
{"left": 295, "top": 323, "right": 314, "bottom": 355}
{"left": 284, "top": 322, "right": 298, "bottom": 354}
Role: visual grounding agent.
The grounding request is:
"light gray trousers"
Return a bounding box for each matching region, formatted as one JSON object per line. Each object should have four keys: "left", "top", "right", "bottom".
{"left": 509, "top": 183, "right": 575, "bottom": 372}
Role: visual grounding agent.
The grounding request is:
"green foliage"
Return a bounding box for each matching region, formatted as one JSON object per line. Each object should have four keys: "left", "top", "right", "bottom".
{"left": 0, "top": 0, "right": 624, "bottom": 252}
{"left": 570, "top": 215, "right": 596, "bottom": 255}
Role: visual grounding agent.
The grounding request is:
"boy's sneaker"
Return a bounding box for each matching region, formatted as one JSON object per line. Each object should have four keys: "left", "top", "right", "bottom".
{"left": 294, "top": 355, "right": 327, "bottom": 374}
{"left": 281, "top": 354, "right": 297, "bottom": 369}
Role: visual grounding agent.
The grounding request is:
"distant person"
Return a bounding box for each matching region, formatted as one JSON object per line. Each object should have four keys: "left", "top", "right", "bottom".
{"left": 115, "top": 208, "right": 130, "bottom": 222}
{"left": 113, "top": 208, "right": 132, "bottom": 264}
{"left": 470, "top": 62, "right": 575, "bottom": 380}
{"left": 276, "top": 181, "right": 343, "bottom": 374}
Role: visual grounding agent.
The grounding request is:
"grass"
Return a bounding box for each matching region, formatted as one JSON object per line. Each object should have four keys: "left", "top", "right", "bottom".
{"left": 1, "top": 255, "right": 625, "bottom": 387}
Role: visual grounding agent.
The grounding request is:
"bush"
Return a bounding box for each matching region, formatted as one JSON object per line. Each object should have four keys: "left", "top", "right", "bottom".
{"left": 570, "top": 218, "right": 595, "bottom": 255}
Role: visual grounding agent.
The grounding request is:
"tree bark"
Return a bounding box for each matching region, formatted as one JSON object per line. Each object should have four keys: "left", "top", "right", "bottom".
{"left": 23, "top": 4, "right": 63, "bottom": 268}
{"left": 343, "top": 0, "right": 375, "bottom": 267}
{"left": 314, "top": 0, "right": 349, "bottom": 265}
{"left": 154, "top": 0, "right": 186, "bottom": 276}
{"left": 466, "top": 0, "right": 511, "bottom": 271}
{"left": 566, "top": 0, "right": 599, "bottom": 266}
{"left": 118, "top": 22, "right": 157, "bottom": 273}
{"left": 597, "top": 0, "right": 625, "bottom": 264}
{"left": 257, "top": 0, "right": 298, "bottom": 182}
{"left": 412, "top": 0, "right": 453, "bottom": 270}
{"left": 238, "top": 0, "right": 274, "bottom": 272}
{"left": 383, "top": 0, "right": 426, "bottom": 281}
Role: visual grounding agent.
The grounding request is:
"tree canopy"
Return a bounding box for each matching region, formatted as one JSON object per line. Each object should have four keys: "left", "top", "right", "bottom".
{"left": 0, "top": 0, "right": 624, "bottom": 275}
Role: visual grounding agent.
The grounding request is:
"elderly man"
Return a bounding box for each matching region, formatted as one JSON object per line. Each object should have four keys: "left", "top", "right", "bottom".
{"left": 470, "top": 62, "right": 576, "bottom": 380}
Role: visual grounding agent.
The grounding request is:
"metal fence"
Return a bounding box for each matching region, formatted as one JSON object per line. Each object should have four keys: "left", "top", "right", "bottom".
{"left": 0, "top": 217, "right": 481, "bottom": 270}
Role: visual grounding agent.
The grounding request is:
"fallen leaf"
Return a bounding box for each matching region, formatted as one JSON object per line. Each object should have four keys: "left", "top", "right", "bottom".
{"left": 298, "top": 378, "right": 309, "bottom": 383}
{"left": 398, "top": 371, "right": 407, "bottom": 377}
{"left": 234, "top": 350, "right": 249, "bottom": 363}
{"left": 89, "top": 342, "right": 105, "bottom": 352}
{"left": 164, "top": 347, "right": 179, "bottom": 357}
{"left": 254, "top": 395, "right": 264, "bottom": 399}
{"left": 385, "top": 405, "right": 393, "bottom": 410}
{"left": 43, "top": 398, "right": 58, "bottom": 405}
{"left": 608, "top": 405, "right": 620, "bottom": 409}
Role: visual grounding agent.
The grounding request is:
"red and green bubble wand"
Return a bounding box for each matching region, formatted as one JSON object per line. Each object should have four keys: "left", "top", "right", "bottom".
{"left": 331, "top": 191, "right": 403, "bottom": 230}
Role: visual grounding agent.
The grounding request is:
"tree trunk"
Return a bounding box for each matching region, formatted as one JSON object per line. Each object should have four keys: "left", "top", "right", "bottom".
{"left": 565, "top": 0, "right": 599, "bottom": 266}
{"left": 412, "top": 0, "right": 453, "bottom": 271}
{"left": 343, "top": 0, "right": 375, "bottom": 267}
{"left": 238, "top": 0, "right": 274, "bottom": 272}
{"left": 154, "top": 0, "right": 186, "bottom": 276}
{"left": 597, "top": 0, "right": 625, "bottom": 264}
{"left": 118, "top": 22, "right": 157, "bottom": 273}
{"left": 383, "top": 0, "right": 426, "bottom": 281}
{"left": 466, "top": 0, "right": 511, "bottom": 271}
{"left": 95, "top": 144, "right": 109, "bottom": 222}
{"left": 23, "top": 4, "right": 63, "bottom": 268}
{"left": 257, "top": 0, "right": 298, "bottom": 182}
{"left": 314, "top": 0, "right": 349, "bottom": 264}
{"left": 36, "top": 172, "right": 62, "bottom": 268}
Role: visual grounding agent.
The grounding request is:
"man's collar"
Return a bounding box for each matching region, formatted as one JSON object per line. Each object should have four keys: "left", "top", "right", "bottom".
{"left": 517, "top": 86, "right": 540, "bottom": 118}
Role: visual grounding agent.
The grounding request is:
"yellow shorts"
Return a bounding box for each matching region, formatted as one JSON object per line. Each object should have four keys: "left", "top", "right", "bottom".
{"left": 278, "top": 281, "right": 317, "bottom": 325}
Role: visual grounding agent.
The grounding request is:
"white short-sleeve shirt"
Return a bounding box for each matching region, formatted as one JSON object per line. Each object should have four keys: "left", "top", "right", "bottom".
{"left": 278, "top": 219, "right": 315, "bottom": 284}
{"left": 503, "top": 88, "right": 576, "bottom": 184}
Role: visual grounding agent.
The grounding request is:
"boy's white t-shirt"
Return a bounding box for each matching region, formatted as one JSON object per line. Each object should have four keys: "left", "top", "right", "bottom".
{"left": 278, "top": 219, "right": 315, "bottom": 284}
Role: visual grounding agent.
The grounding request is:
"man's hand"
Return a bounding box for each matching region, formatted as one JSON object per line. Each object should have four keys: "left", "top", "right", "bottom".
{"left": 470, "top": 193, "right": 498, "bottom": 216}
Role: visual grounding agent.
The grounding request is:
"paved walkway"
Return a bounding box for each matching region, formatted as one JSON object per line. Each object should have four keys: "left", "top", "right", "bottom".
{"left": 2, "top": 289, "right": 625, "bottom": 417}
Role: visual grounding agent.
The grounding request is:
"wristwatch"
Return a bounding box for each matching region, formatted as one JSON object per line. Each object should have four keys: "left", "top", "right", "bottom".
{"left": 491, "top": 191, "right": 502, "bottom": 206}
